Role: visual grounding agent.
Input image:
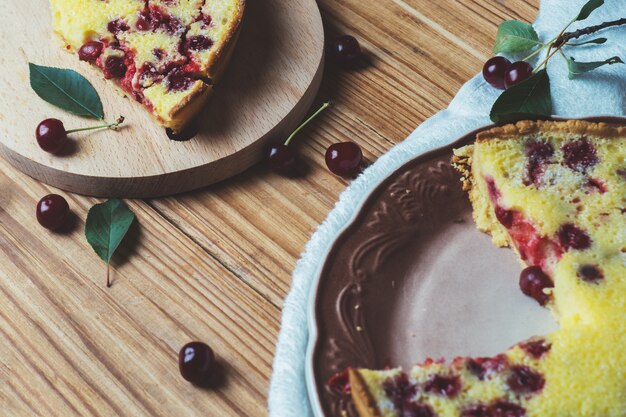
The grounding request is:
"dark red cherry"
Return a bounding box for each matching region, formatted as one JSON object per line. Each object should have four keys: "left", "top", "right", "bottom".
{"left": 107, "top": 19, "right": 130, "bottom": 34}
{"left": 525, "top": 141, "right": 554, "bottom": 161}
{"left": 520, "top": 339, "right": 551, "bottom": 359}
{"left": 186, "top": 35, "right": 213, "bottom": 51}
{"left": 325, "top": 142, "right": 363, "bottom": 178}
{"left": 330, "top": 35, "right": 362, "bottom": 67}
{"left": 562, "top": 139, "right": 598, "bottom": 172}
{"left": 483, "top": 56, "right": 511, "bottom": 89}
{"left": 36, "top": 194, "right": 70, "bottom": 230}
{"left": 78, "top": 41, "right": 104, "bottom": 62}
{"left": 267, "top": 144, "right": 298, "bottom": 176}
{"left": 462, "top": 404, "right": 489, "bottom": 417}
{"left": 167, "top": 71, "right": 194, "bottom": 92}
{"left": 489, "top": 400, "right": 526, "bottom": 417}
{"left": 424, "top": 375, "right": 461, "bottom": 397}
{"left": 136, "top": 11, "right": 152, "bottom": 31}
{"left": 266, "top": 101, "right": 332, "bottom": 177}
{"left": 178, "top": 341, "right": 215, "bottom": 385}
{"left": 504, "top": 61, "right": 533, "bottom": 88}
{"left": 327, "top": 370, "right": 351, "bottom": 395}
{"left": 404, "top": 402, "right": 435, "bottom": 417}
{"left": 558, "top": 224, "right": 591, "bottom": 251}
{"left": 494, "top": 206, "right": 515, "bottom": 228}
{"left": 467, "top": 355, "right": 506, "bottom": 380}
{"left": 506, "top": 366, "right": 544, "bottom": 394}
{"left": 103, "top": 56, "right": 127, "bottom": 79}
{"left": 36, "top": 118, "right": 68, "bottom": 154}
{"left": 383, "top": 373, "right": 417, "bottom": 411}
{"left": 578, "top": 264, "right": 604, "bottom": 283}
{"left": 519, "top": 266, "right": 553, "bottom": 306}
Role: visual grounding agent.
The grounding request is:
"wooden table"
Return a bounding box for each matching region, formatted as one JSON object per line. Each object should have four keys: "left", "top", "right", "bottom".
{"left": 0, "top": 1, "right": 538, "bottom": 415}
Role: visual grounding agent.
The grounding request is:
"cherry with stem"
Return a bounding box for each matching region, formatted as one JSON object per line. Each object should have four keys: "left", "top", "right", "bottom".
{"left": 36, "top": 116, "right": 125, "bottom": 154}
{"left": 267, "top": 101, "right": 333, "bottom": 176}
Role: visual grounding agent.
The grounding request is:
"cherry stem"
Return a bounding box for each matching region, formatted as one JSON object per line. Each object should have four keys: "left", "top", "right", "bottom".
{"left": 533, "top": 17, "right": 626, "bottom": 73}
{"left": 521, "top": 44, "right": 548, "bottom": 63}
{"left": 66, "top": 116, "right": 125, "bottom": 134}
{"left": 106, "top": 263, "right": 112, "bottom": 288}
{"left": 284, "top": 101, "right": 333, "bottom": 146}
{"left": 555, "top": 17, "right": 626, "bottom": 47}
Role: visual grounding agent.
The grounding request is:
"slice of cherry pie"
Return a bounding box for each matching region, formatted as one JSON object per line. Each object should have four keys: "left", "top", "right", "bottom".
{"left": 347, "top": 120, "right": 626, "bottom": 417}
{"left": 49, "top": 0, "right": 245, "bottom": 132}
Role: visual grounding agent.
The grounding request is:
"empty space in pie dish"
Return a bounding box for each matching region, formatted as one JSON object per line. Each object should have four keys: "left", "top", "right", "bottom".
{"left": 364, "top": 188, "right": 559, "bottom": 370}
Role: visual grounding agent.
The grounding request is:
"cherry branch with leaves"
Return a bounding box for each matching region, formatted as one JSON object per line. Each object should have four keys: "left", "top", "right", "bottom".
{"left": 489, "top": 0, "right": 625, "bottom": 123}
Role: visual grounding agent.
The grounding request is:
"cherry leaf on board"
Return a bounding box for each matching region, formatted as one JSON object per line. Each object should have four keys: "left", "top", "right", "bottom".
{"left": 29, "top": 63, "right": 104, "bottom": 119}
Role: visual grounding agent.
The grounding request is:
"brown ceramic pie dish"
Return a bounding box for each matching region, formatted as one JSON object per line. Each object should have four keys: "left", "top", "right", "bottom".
{"left": 305, "top": 116, "right": 626, "bottom": 417}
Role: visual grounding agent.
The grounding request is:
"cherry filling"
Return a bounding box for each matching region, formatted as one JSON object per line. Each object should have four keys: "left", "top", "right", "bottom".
{"left": 586, "top": 178, "right": 607, "bottom": 193}
{"left": 506, "top": 366, "right": 544, "bottom": 394}
{"left": 558, "top": 224, "right": 591, "bottom": 251}
{"left": 138, "top": 62, "right": 160, "bottom": 86}
{"left": 485, "top": 177, "right": 565, "bottom": 271}
{"left": 383, "top": 374, "right": 421, "bottom": 416}
{"left": 562, "top": 138, "right": 598, "bottom": 173}
{"left": 327, "top": 370, "right": 351, "bottom": 395}
{"left": 462, "top": 405, "right": 489, "bottom": 417}
{"left": 505, "top": 214, "right": 562, "bottom": 270}
{"left": 467, "top": 356, "right": 506, "bottom": 381}
{"left": 166, "top": 69, "right": 195, "bottom": 92}
{"left": 403, "top": 402, "right": 435, "bottom": 417}
{"left": 424, "top": 375, "right": 461, "bottom": 398}
{"left": 524, "top": 140, "right": 554, "bottom": 186}
{"left": 577, "top": 264, "right": 604, "bottom": 283}
{"left": 103, "top": 55, "right": 127, "bottom": 79}
{"left": 196, "top": 14, "right": 212, "bottom": 28}
{"left": 78, "top": 41, "right": 104, "bottom": 62}
{"left": 519, "top": 339, "right": 551, "bottom": 359}
{"left": 463, "top": 401, "right": 526, "bottom": 417}
{"left": 150, "top": 6, "right": 183, "bottom": 34}
{"left": 489, "top": 401, "right": 526, "bottom": 417}
{"left": 185, "top": 35, "right": 213, "bottom": 52}
{"left": 519, "top": 266, "right": 554, "bottom": 306}
{"left": 495, "top": 207, "right": 514, "bottom": 229}
{"left": 108, "top": 18, "right": 130, "bottom": 34}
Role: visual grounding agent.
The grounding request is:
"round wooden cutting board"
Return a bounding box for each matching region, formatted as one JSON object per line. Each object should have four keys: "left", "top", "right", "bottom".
{"left": 0, "top": 0, "right": 324, "bottom": 198}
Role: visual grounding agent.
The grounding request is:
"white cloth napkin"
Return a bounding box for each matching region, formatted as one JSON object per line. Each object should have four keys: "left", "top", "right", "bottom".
{"left": 268, "top": 1, "right": 626, "bottom": 416}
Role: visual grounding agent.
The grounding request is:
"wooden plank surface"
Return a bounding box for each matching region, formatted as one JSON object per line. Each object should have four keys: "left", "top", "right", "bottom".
{"left": 0, "top": 1, "right": 538, "bottom": 416}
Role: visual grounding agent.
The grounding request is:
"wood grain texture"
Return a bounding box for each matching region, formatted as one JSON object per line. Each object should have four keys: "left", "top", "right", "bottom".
{"left": 0, "top": 1, "right": 538, "bottom": 416}
{"left": 0, "top": 0, "right": 324, "bottom": 198}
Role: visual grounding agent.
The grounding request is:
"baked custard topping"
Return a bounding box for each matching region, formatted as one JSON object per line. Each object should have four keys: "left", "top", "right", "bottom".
{"left": 49, "top": 0, "right": 245, "bottom": 132}
{"left": 346, "top": 120, "right": 626, "bottom": 417}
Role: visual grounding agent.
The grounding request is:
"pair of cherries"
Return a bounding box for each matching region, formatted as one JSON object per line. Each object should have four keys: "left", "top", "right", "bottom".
{"left": 483, "top": 57, "right": 534, "bottom": 90}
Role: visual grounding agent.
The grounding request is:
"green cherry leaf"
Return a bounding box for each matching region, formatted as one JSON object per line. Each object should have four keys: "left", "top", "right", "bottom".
{"left": 85, "top": 199, "right": 136, "bottom": 265}
{"left": 29, "top": 63, "right": 104, "bottom": 119}
{"left": 567, "top": 56, "right": 623, "bottom": 79}
{"left": 567, "top": 37, "right": 607, "bottom": 46}
{"left": 575, "top": 0, "right": 604, "bottom": 21}
{"left": 493, "top": 20, "right": 541, "bottom": 54}
{"left": 490, "top": 69, "right": 552, "bottom": 123}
